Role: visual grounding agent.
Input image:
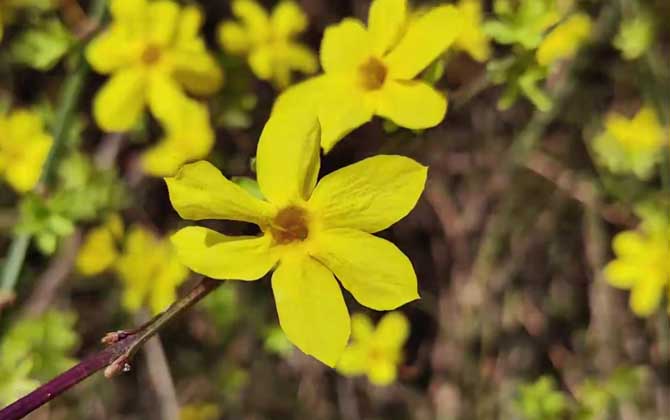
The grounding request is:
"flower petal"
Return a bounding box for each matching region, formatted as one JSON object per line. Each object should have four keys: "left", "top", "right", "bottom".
{"left": 351, "top": 313, "right": 374, "bottom": 341}
{"left": 171, "top": 227, "right": 277, "bottom": 280}
{"left": 377, "top": 80, "right": 447, "bottom": 129}
{"left": 309, "top": 155, "right": 427, "bottom": 232}
{"left": 271, "top": 1, "right": 308, "bottom": 38}
{"left": 271, "top": 255, "right": 350, "bottom": 366}
{"left": 385, "top": 5, "right": 462, "bottom": 79}
{"left": 320, "top": 18, "right": 372, "bottom": 73}
{"left": 336, "top": 343, "right": 368, "bottom": 375}
{"left": 312, "top": 228, "right": 419, "bottom": 310}
{"left": 368, "top": 0, "right": 407, "bottom": 55}
{"left": 603, "top": 260, "right": 637, "bottom": 289}
{"left": 232, "top": 0, "right": 270, "bottom": 42}
{"left": 93, "top": 67, "right": 146, "bottom": 132}
{"left": 218, "top": 21, "right": 250, "bottom": 54}
{"left": 368, "top": 360, "right": 397, "bottom": 386}
{"left": 86, "top": 29, "right": 133, "bottom": 74}
{"left": 318, "top": 78, "right": 374, "bottom": 152}
{"left": 612, "top": 231, "right": 646, "bottom": 258}
{"left": 165, "top": 161, "right": 273, "bottom": 224}
{"left": 630, "top": 275, "right": 665, "bottom": 317}
{"left": 148, "top": 257, "right": 189, "bottom": 314}
{"left": 257, "top": 105, "right": 321, "bottom": 205}
{"left": 147, "top": 0, "right": 180, "bottom": 45}
{"left": 374, "top": 311, "right": 409, "bottom": 348}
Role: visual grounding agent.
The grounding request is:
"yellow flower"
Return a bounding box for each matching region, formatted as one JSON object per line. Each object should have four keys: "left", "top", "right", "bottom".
{"left": 336, "top": 312, "right": 409, "bottom": 386}
{"left": 593, "top": 106, "right": 667, "bottom": 179}
{"left": 141, "top": 91, "right": 214, "bottom": 177}
{"left": 86, "top": 0, "right": 223, "bottom": 132}
{"left": 276, "top": 0, "right": 463, "bottom": 152}
{"left": 165, "top": 109, "right": 426, "bottom": 366}
{"left": 613, "top": 13, "right": 655, "bottom": 60}
{"left": 604, "top": 214, "right": 670, "bottom": 317}
{"left": 453, "top": 0, "right": 491, "bottom": 62}
{"left": 76, "top": 213, "right": 124, "bottom": 276}
{"left": 0, "top": 109, "right": 52, "bottom": 193}
{"left": 536, "top": 13, "right": 592, "bottom": 66}
{"left": 77, "top": 217, "right": 189, "bottom": 315}
{"left": 218, "top": 0, "right": 318, "bottom": 89}
{"left": 115, "top": 226, "right": 189, "bottom": 315}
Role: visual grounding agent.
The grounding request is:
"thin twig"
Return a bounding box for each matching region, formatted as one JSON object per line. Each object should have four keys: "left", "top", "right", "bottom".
{"left": 0, "top": 277, "right": 221, "bottom": 420}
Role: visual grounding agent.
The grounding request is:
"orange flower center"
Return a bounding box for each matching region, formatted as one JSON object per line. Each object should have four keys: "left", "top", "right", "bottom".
{"left": 270, "top": 206, "right": 309, "bottom": 244}
{"left": 358, "top": 57, "right": 388, "bottom": 91}
{"left": 141, "top": 44, "right": 162, "bottom": 65}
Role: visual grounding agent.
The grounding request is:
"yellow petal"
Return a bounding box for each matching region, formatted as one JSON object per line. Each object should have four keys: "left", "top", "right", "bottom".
{"left": 320, "top": 18, "right": 372, "bottom": 73}
{"left": 218, "top": 21, "right": 250, "bottom": 54}
{"left": 336, "top": 343, "right": 369, "bottom": 375}
{"left": 93, "top": 67, "right": 147, "bottom": 132}
{"left": 385, "top": 5, "right": 462, "bottom": 79}
{"left": 312, "top": 228, "right": 419, "bottom": 310}
{"left": 110, "top": 0, "right": 146, "bottom": 22}
{"left": 454, "top": 0, "right": 490, "bottom": 62}
{"left": 171, "top": 51, "right": 223, "bottom": 96}
{"left": 377, "top": 80, "right": 447, "bottom": 129}
{"left": 630, "top": 276, "right": 665, "bottom": 317}
{"left": 368, "top": 0, "right": 407, "bottom": 55}
{"left": 284, "top": 42, "right": 319, "bottom": 74}
{"left": 86, "top": 28, "right": 132, "bottom": 74}
{"left": 309, "top": 155, "right": 427, "bottom": 232}
{"left": 248, "top": 46, "right": 274, "bottom": 80}
{"left": 165, "top": 161, "right": 273, "bottom": 224}
{"left": 146, "top": 0, "right": 180, "bottom": 46}
{"left": 171, "top": 227, "right": 277, "bottom": 280}
{"left": 147, "top": 73, "right": 190, "bottom": 123}
{"left": 271, "top": 255, "right": 350, "bottom": 366}
{"left": 271, "top": 1, "right": 308, "bottom": 38}
{"left": 603, "top": 260, "right": 638, "bottom": 289}
{"left": 612, "top": 231, "right": 646, "bottom": 258}
{"left": 351, "top": 313, "right": 374, "bottom": 341}
{"left": 149, "top": 256, "right": 189, "bottom": 314}
{"left": 536, "top": 13, "right": 592, "bottom": 66}
{"left": 318, "top": 79, "right": 374, "bottom": 152}
{"left": 368, "top": 360, "right": 397, "bottom": 386}
{"left": 256, "top": 107, "right": 321, "bottom": 205}
{"left": 273, "top": 76, "right": 325, "bottom": 123}
{"left": 232, "top": 0, "right": 270, "bottom": 42}
{"left": 374, "top": 311, "right": 409, "bottom": 348}
{"left": 76, "top": 226, "right": 120, "bottom": 275}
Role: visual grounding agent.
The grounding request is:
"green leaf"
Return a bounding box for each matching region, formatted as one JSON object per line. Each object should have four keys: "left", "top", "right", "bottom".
{"left": 10, "top": 18, "right": 74, "bottom": 70}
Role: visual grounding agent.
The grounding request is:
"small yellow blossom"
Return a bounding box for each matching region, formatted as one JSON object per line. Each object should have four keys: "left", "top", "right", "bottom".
{"left": 218, "top": 0, "right": 318, "bottom": 89}
{"left": 613, "top": 13, "right": 655, "bottom": 60}
{"left": 86, "top": 0, "right": 223, "bottom": 132}
{"left": 276, "top": 0, "right": 463, "bottom": 152}
{"left": 536, "top": 13, "right": 592, "bottom": 66}
{"left": 0, "top": 109, "right": 52, "bottom": 193}
{"left": 593, "top": 106, "right": 667, "bottom": 179}
{"left": 165, "top": 109, "right": 426, "bottom": 366}
{"left": 141, "top": 92, "right": 214, "bottom": 177}
{"left": 77, "top": 217, "right": 189, "bottom": 315}
{"left": 453, "top": 0, "right": 491, "bottom": 62}
{"left": 116, "top": 226, "right": 189, "bottom": 314}
{"left": 76, "top": 213, "right": 124, "bottom": 275}
{"left": 604, "top": 212, "right": 670, "bottom": 317}
{"left": 336, "top": 312, "right": 409, "bottom": 386}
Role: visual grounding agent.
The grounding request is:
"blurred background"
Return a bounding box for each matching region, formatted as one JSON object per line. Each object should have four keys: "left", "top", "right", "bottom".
{"left": 0, "top": 0, "right": 668, "bottom": 419}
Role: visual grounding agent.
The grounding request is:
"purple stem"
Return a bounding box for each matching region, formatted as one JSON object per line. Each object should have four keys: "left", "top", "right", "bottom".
{"left": 0, "top": 277, "right": 220, "bottom": 420}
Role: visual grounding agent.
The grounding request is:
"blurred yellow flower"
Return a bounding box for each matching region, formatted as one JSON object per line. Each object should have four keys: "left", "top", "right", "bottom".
{"left": 604, "top": 212, "right": 670, "bottom": 317}
{"left": 0, "top": 109, "right": 52, "bottom": 193}
{"left": 593, "top": 106, "right": 666, "bottom": 179}
{"left": 218, "top": 0, "right": 318, "bottom": 89}
{"left": 276, "top": 0, "right": 463, "bottom": 152}
{"left": 165, "top": 109, "right": 425, "bottom": 366}
{"left": 536, "top": 13, "right": 592, "bottom": 66}
{"left": 336, "top": 312, "right": 409, "bottom": 385}
{"left": 76, "top": 213, "right": 124, "bottom": 276}
{"left": 453, "top": 0, "right": 491, "bottom": 62}
{"left": 613, "top": 13, "right": 655, "bottom": 60}
{"left": 141, "top": 90, "right": 214, "bottom": 177}
{"left": 86, "top": 0, "right": 223, "bottom": 132}
{"left": 77, "top": 217, "right": 189, "bottom": 315}
{"left": 116, "top": 226, "right": 189, "bottom": 314}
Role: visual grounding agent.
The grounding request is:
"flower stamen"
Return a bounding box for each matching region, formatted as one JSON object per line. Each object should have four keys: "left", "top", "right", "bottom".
{"left": 358, "top": 57, "right": 387, "bottom": 90}
{"left": 270, "top": 206, "right": 309, "bottom": 244}
{"left": 141, "top": 44, "right": 162, "bottom": 65}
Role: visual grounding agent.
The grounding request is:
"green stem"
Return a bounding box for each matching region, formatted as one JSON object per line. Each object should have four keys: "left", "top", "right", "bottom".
{"left": 0, "top": 0, "right": 107, "bottom": 296}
